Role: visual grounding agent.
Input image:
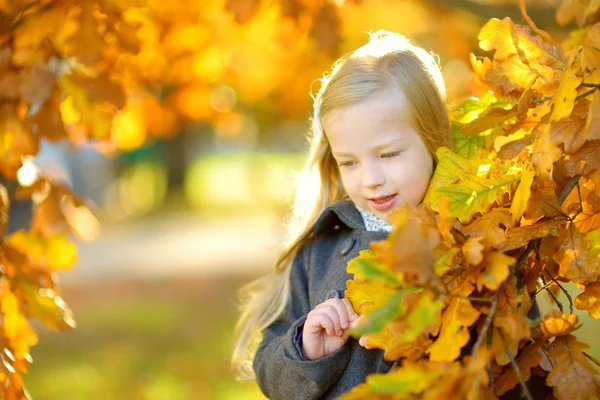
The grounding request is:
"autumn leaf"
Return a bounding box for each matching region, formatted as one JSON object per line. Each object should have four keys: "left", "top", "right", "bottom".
{"left": 510, "top": 162, "right": 535, "bottom": 224}
{"left": 437, "top": 196, "right": 456, "bottom": 247}
{"left": 554, "top": 225, "right": 600, "bottom": 283}
{"left": 540, "top": 310, "right": 580, "bottom": 337}
{"left": 550, "top": 65, "right": 583, "bottom": 122}
{"left": 575, "top": 281, "right": 600, "bottom": 318}
{"left": 547, "top": 334, "right": 600, "bottom": 400}
{"left": 463, "top": 207, "right": 514, "bottom": 249}
{"left": 426, "top": 298, "right": 481, "bottom": 363}
{"left": 495, "top": 341, "right": 542, "bottom": 396}
{"left": 476, "top": 251, "right": 515, "bottom": 292}
{"left": 370, "top": 206, "right": 439, "bottom": 286}
{"left": 558, "top": 140, "right": 600, "bottom": 177}
{"left": 0, "top": 282, "right": 39, "bottom": 359}
{"left": 339, "top": 360, "right": 458, "bottom": 400}
{"left": 7, "top": 230, "right": 78, "bottom": 271}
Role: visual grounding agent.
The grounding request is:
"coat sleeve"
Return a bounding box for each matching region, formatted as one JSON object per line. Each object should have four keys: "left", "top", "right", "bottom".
{"left": 253, "top": 240, "right": 351, "bottom": 400}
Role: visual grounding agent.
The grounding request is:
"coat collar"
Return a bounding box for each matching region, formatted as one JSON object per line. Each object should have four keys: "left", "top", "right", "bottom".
{"left": 313, "top": 198, "right": 365, "bottom": 235}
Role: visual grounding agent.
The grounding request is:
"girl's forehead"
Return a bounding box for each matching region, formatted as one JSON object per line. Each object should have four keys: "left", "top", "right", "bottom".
{"left": 323, "top": 90, "right": 412, "bottom": 127}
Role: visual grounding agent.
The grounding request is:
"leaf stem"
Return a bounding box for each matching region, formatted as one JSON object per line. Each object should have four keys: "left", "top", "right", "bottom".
{"left": 540, "top": 271, "right": 564, "bottom": 312}
{"left": 543, "top": 268, "right": 573, "bottom": 314}
{"left": 517, "top": 0, "right": 552, "bottom": 42}
{"left": 499, "top": 331, "right": 534, "bottom": 400}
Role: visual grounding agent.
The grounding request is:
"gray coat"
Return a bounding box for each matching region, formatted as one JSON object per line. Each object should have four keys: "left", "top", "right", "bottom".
{"left": 253, "top": 198, "right": 545, "bottom": 400}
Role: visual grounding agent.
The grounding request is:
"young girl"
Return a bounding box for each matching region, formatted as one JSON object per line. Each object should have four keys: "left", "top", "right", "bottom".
{"left": 232, "top": 31, "right": 453, "bottom": 399}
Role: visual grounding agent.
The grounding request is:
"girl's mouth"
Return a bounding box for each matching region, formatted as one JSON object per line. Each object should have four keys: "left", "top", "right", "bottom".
{"left": 369, "top": 194, "right": 397, "bottom": 211}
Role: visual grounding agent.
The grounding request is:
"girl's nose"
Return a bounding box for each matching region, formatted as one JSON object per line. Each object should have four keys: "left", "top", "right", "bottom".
{"left": 362, "top": 162, "right": 385, "bottom": 188}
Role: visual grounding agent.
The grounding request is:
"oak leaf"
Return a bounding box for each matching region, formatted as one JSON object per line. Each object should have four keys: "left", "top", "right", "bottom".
{"left": 574, "top": 280, "right": 600, "bottom": 318}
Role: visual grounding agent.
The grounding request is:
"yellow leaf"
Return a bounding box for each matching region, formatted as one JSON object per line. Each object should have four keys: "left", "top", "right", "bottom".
{"left": 437, "top": 196, "right": 456, "bottom": 247}
{"left": 477, "top": 251, "right": 515, "bottom": 291}
{"left": 585, "top": 92, "right": 600, "bottom": 141}
{"left": 510, "top": 163, "right": 535, "bottom": 224}
{"left": 426, "top": 298, "right": 481, "bottom": 363}
{"left": 7, "top": 230, "right": 78, "bottom": 271}
{"left": 0, "top": 282, "right": 38, "bottom": 359}
{"left": 551, "top": 65, "right": 583, "bottom": 122}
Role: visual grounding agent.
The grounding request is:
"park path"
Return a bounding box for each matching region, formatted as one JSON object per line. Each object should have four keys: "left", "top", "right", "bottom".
{"left": 61, "top": 212, "right": 283, "bottom": 283}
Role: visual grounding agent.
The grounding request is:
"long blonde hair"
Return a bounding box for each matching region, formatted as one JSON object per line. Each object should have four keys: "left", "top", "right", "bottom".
{"left": 231, "top": 30, "right": 453, "bottom": 380}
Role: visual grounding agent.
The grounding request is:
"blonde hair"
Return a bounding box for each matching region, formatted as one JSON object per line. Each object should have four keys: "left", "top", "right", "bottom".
{"left": 231, "top": 30, "right": 453, "bottom": 380}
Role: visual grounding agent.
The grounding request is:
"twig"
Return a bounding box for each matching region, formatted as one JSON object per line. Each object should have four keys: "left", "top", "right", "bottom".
{"left": 558, "top": 175, "right": 581, "bottom": 206}
{"left": 517, "top": 0, "right": 552, "bottom": 42}
{"left": 582, "top": 83, "right": 600, "bottom": 88}
{"left": 431, "top": 287, "right": 494, "bottom": 303}
{"left": 540, "top": 272, "right": 564, "bottom": 312}
{"left": 574, "top": 181, "right": 584, "bottom": 216}
{"left": 543, "top": 268, "right": 573, "bottom": 314}
{"left": 532, "top": 88, "right": 597, "bottom": 105}
{"left": 470, "top": 290, "right": 500, "bottom": 361}
{"left": 499, "top": 331, "right": 534, "bottom": 400}
{"left": 487, "top": 326, "right": 495, "bottom": 393}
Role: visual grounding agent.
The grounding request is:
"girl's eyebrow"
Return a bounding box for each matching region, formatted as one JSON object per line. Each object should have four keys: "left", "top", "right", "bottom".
{"left": 333, "top": 138, "right": 405, "bottom": 157}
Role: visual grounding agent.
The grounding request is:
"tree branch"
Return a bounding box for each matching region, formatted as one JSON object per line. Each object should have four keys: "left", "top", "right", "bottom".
{"left": 470, "top": 290, "right": 500, "bottom": 361}
{"left": 540, "top": 271, "right": 564, "bottom": 312}
{"left": 558, "top": 175, "right": 581, "bottom": 206}
{"left": 499, "top": 331, "right": 534, "bottom": 400}
{"left": 543, "top": 268, "right": 573, "bottom": 314}
{"left": 517, "top": 0, "right": 552, "bottom": 42}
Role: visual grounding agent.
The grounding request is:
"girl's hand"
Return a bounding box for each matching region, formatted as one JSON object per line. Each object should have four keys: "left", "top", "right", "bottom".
{"left": 302, "top": 298, "right": 366, "bottom": 360}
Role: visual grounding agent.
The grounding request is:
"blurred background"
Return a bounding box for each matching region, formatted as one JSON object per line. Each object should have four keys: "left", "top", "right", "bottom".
{"left": 5, "top": 0, "right": 595, "bottom": 399}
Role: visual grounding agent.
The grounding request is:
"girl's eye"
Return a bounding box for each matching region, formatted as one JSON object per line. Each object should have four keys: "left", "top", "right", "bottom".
{"left": 339, "top": 161, "right": 356, "bottom": 167}
{"left": 382, "top": 151, "right": 402, "bottom": 158}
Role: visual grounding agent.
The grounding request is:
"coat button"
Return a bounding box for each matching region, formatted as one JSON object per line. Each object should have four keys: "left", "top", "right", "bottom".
{"left": 340, "top": 237, "right": 356, "bottom": 256}
{"left": 326, "top": 290, "right": 343, "bottom": 300}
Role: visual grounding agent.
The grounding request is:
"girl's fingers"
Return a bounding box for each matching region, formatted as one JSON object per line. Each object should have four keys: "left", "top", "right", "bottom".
{"left": 342, "top": 299, "right": 359, "bottom": 322}
{"left": 314, "top": 304, "right": 343, "bottom": 336}
{"left": 328, "top": 299, "right": 349, "bottom": 330}
{"left": 308, "top": 313, "right": 335, "bottom": 336}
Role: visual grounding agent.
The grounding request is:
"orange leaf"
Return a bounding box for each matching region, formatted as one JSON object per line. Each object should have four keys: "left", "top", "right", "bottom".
{"left": 463, "top": 236, "right": 486, "bottom": 265}
{"left": 476, "top": 251, "right": 515, "bottom": 291}
{"left": 495, "top": 341, "right": 542, "bottom": 396}
{"left": 371, "top": 206, "right": 439, "bottom": 286}
{"left": 463, "top": 207, "right": 514, "bottom": 249}
{"left": 540, "top": 311, "right": 580, "bottom": 337}
{"left": 574, "top": 281, "right": 600, "bottom": 319}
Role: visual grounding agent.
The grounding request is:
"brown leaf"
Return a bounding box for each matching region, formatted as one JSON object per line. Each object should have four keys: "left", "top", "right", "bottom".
{"left": 371, "top": 206, "right": 439, "bottom": 286}
{"left": 557, "top": 140, "right": 600, "bottom": 177}
{"left": 463, "top": 207, "right": 514, "bottom": 249}
{"left": 495, "top": 341, "right": 543, "bottom": 396}
{"left": 500, "top": 219, "right": 566, "bottom": 252}
{"left": 553, "top": 225, "right": 600, "bottom": 283}
{"left": 547, "top": 334, "right": 600, "bottom": 400}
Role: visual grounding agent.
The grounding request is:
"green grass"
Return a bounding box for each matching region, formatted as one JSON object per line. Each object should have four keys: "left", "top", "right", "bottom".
{"left": 25, "top": 275, "right": 266, "bottom": 400}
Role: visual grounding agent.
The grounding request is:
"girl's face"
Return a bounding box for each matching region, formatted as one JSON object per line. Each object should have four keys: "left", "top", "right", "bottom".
{"left": 322, "top": 89, "right": 434, "bottom": 224}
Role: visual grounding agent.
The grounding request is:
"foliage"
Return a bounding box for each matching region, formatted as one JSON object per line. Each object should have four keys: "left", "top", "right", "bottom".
{"left": 341, "top": 3, "right": 600, "bottom": 400}
{"left": 0, "top": 0, "right": 352, "bottom": 397}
